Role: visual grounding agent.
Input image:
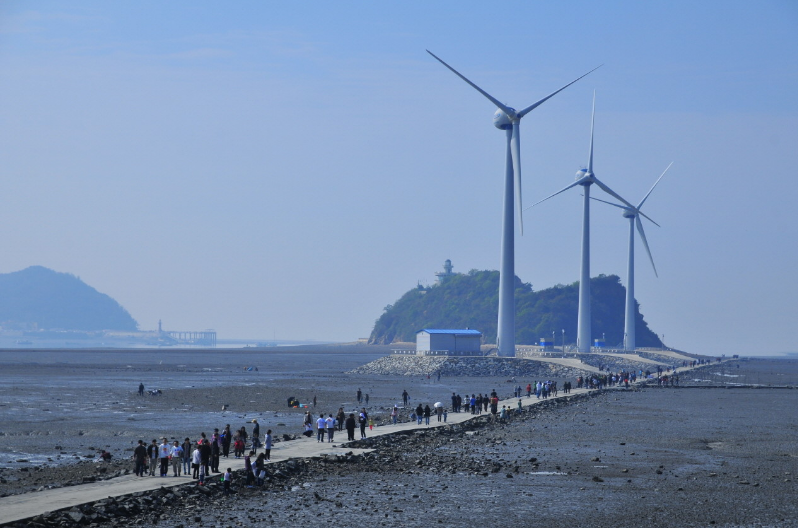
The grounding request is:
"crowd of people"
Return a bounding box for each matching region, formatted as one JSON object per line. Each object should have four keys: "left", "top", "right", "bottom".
{"left": 129, "top": 365, "right": 694, "bottom": 491}
{"left": 131, "top": 423, "right": 273, "bottom": 488}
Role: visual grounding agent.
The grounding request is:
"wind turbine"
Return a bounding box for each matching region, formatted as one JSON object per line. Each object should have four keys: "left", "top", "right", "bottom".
{"left": 427, "top": 50, "right": 600, "bottom": 357}
{"left": 528, "top": 93, "right": 634, "bottom": 353}
{"left": 591, "top": 162, "right": 673, "bottom": 351}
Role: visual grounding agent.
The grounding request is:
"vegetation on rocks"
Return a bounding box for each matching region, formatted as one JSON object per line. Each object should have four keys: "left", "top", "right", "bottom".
{"left": 369, "top": 270, "right": 662, "bottom": 347}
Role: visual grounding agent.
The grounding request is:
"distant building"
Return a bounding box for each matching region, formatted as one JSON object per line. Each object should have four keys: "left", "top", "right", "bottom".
{"left": 415, "top": 328, "right": 482, "bottom": 356}
{"left": 434, "top": 259, "right": 457, "bottom": 284}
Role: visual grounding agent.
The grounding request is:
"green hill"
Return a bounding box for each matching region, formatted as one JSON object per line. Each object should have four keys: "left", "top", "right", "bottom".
{"left": 369, "top": 270, "right": 662, "bottom": 348}
{"left": 0, "top": 266, "right": 138, "bottom": 332}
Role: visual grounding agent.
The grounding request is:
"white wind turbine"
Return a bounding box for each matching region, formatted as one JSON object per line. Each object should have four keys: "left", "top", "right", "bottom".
{"left": 427, "top": 50, "right": 600, "bottom": 357}
{"left": 528, "top": 93, "right": 634, "bottom": 353}
{"left": 591, "top": 162, "right": 673, "bottom": 351}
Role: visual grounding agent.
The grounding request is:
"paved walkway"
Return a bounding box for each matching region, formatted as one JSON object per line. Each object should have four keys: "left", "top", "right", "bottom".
{"left": 527, "top": 356, "right": 603, "bottom": 373}
{"left": 0, "top": 364, "right": 708, "bottom": 525}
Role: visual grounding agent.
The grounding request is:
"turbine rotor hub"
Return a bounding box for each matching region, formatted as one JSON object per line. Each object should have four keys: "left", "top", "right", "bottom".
{"left": 493, "top": 108, "right": 516, "bottom": 130}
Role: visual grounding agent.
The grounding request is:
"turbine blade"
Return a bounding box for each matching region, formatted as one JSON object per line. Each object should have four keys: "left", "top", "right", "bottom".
{"left": 588, "top": 91, "right": 595, "bottom": 173}
{"left": 426, "top": 50, "right": 513, "bottom": 116}
{"left": 516, "top": 65, "right": 603, "bottom": 118}
{"left": 525, "top": 181, "right": 582, "bottom": 211}
{"left": 511, "top": 122, "right": 523, "bottom": 235}
{"left": 589, "top": 196, "right": 627, "bottom": 210}
{"left": 636, "top": 215, "right": 658, "bottom": 277}
{"left": 638, "top": 161, "right": 673, "bottom": 209}
{"left": 638, "top": 210, "right": 661, "bottom": 228}
{"left": 591, "top": 177, "right": 635, "bottom": 209}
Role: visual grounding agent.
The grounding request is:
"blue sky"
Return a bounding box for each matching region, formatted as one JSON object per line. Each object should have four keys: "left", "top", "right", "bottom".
{"left": 0, "top": 1, "right": 796, "bottom": 355}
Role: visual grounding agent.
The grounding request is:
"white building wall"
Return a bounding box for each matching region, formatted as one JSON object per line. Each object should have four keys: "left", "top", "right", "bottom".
{"left": 416, "top": 332, "right": 431, "bottom": 352}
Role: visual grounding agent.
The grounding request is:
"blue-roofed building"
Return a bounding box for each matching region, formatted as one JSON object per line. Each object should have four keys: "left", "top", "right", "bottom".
{"left": 416, "top": 328, "right": 482, "bottom": 356}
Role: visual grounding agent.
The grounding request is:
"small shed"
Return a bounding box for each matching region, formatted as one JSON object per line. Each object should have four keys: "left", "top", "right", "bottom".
{"left": 416, "top": 329, "right": 482, "bottom": 356}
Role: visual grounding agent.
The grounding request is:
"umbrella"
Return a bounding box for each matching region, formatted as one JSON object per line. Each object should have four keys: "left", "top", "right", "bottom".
{"left": 434, "top": 402, "right": 442, "bottom": 408}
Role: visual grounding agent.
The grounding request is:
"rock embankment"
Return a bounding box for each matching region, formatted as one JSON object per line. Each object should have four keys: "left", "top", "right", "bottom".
{"left": 348, "top": 355, "right": 592, "bottom": 378}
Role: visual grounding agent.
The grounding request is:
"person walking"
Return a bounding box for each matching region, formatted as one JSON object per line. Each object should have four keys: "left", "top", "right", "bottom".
{"left": 210, "top": 434, "right": 220, "bottom": 473}
{"left": 336, "top": 408, "right": 346, "bottom": 431}
{"left": 357, "top": 388, "right": 363, "bottom": 404}
{"left": 391, "top": 406, "right": 398, "bottom": 424}
{"left": 191, "top": 443, "right": 202, "bottom": 479}
{"left": 133, "top": 440, "right": 147, "bottom": 477}
{"left": 147, "top": 439, "right": 158, "bottom": 476}
{"left": 170, "top": 441, "right": 183, "bottom": 477}
{"left": 181, "top": 438, "right": 192, "bottom": 475}
{"left": 345, "top": 413, "right": 356, "bottom": 441}
{"left": 317, "top": 414, "right": 326, "bottom": 442}
{"left": 264, "top": 429, "right": 272, "bottom": 461}
{"left": 251, "top": 419, "right": 260, "bottom": 451}
{"left": 238, "top": 426, "right": 248, "bottom": 449}
{"left": 221, "top": 424, "right": 231, "bottom": 458}
{"left": 199, "top": 439, "right": 211, "bottom": 478}
{"left": 423, "top": 404, "right": 432, "bottom": 425}
{"left": 359, "top": 409, "right": 368, "bottom": 439}
{"left": 326, "top": 414, "right": 336, "bottom": 442}
{"left": 158, "top": 438, "right": 170, "bottom": 477}
{"left": 415, "top": 404, "right": 423, "bottom": 425}
{"left": 402, "top": 390, "right": 409, "bottom": 407}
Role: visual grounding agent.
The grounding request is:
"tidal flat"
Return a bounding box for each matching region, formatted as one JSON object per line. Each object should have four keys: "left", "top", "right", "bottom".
{"left": 0, "top": 348, "right": 797, "bottom": 527}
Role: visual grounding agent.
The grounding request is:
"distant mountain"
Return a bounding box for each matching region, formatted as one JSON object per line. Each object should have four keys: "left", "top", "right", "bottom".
{"left": 0, "top": 266, "right": 138, "bottom": 332}
{"left": 369, "top": 270, "right": 662, "bottom": 348}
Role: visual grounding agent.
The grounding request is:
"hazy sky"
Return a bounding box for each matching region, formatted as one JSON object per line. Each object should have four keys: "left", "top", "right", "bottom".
{"left": 1, "top": 1, "right": 796, "bottom": 355}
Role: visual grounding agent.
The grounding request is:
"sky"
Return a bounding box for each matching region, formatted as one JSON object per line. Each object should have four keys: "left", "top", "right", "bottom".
{"left": 0, "top": 1, "right": 796, "bottom": 356}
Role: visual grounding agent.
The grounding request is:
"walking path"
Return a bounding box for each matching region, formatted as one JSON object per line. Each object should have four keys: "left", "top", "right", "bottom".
{"left": 527, "top": 356, "right": 603, "bottom": 373}
{"left": 0, "top": 364, "right": 709, "bottom": 525}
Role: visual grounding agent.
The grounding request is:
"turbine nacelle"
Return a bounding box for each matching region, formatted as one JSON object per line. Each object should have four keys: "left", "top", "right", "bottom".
{"left": 493, "top": 108, "right": 516, "bottom": 130}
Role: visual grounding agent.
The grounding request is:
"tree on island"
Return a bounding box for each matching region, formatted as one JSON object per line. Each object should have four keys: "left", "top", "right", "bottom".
{"left": 369, "top": 270, "right": 661, "bottom": 348}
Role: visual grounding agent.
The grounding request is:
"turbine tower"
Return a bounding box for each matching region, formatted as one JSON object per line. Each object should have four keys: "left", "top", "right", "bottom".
{"left": 529, "top": 94, "right": 633, "bottom": 353}
{"left": 427, "top": 50, "right": 599, "bottom": 357}
{"left": 591, "top": 162, "right": 672, "bottom": 351}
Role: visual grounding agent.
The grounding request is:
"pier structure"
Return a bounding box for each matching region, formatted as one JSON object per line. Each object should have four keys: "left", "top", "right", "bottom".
{"left": 158, "top": 320, "right": 216, "bottom": 347}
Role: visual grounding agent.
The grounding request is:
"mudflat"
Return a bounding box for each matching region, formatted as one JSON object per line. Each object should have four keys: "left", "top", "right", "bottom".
{"left": 1, "top": 348, "right": 797, "bottom": 527}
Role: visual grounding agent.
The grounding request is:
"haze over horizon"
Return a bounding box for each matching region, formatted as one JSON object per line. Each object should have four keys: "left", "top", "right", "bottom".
{"left": 0, "top": 2, "right": 796, "bottom": 357}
